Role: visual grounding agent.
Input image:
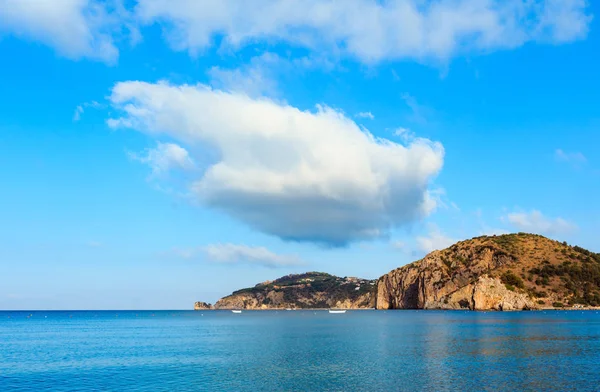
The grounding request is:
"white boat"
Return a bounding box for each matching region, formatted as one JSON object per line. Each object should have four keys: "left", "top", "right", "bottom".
{"left": 328, "top": 310, "right": 347, "bottom": 314}
{"left": 231, "top": 310, "right": 242, "bottom": 314}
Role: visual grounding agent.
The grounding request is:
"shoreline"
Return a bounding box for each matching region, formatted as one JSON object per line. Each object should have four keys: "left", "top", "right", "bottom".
{"left": 195, "top": 307, "right": 600, "bottom": 312}
{"left": 3, "top": 307, "right": 599, "bottom": 312}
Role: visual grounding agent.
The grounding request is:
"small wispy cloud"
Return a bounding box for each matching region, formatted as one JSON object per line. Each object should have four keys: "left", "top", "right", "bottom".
{"left": 390, "top": 240, "right": 405, "bottom": 250}
{"left": 204, "top": 244, "right": 305, "bottom": 268}
{"left": 129, "top": 142, "right": 195, "bottom": 177}
{"left": 171, "top": 244, "right": 305, "bottom": 269}
{"left": 473, "top": 208, "right": 510, "bottom": 236}
{"left": 171, "top": 248, "right": 196, "bottom": 259}
{"left": 555, "top": 149, "right": 586, "bottom": 167}
{"left": 207, "top": 52, "right": 336, "bottom": 98}
{"left": 391, "top": 224, "right": 457, "bottom": 256}
{"left": 73, "top": 106, "right": 84, "bottom": 121}
{"left": 393, "top": 127, "right": 415, "bottom": 143}
{"left": 416, "top": 224, "right": 456, "bottom": 254}
{"left": 86, "top": 241, "right": 103, "bottom": 248}
{"left": 208, "top": 52, "right": 281, "bottom": 97}
{"left": 401, "top": 93, "right": 431, "bottom": 124}
{"left": 502, "top": 210, "right": 577, "bottom": 235}
{"left": 355, "top": 111, "right": 374, "bottom": 120}
{"left": 73, "top": 101, "right": 104, "bottom": 122}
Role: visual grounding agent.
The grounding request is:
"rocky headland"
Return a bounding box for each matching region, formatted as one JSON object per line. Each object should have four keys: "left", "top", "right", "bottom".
{"left": 212, "top": 272, "right": 376, "bottom": 310}
{"left": 193, "top": 301, "right": 213, "bottom": 310}
{"left": 196, "top": 234, "right": 600, "bottom": 311}
{"left": 378, "top": 233, "right": 600, "bottom": 310}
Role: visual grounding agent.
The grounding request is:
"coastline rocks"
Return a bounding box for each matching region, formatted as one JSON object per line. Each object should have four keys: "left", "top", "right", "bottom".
{"left": 214, "top": 294, "right": 265, "bottom": 310}
{"left": 194, "top": 301, "right": 213, "bottom": 310}
{"left": 213, "top": 290, "right": 376, "bottom": 310}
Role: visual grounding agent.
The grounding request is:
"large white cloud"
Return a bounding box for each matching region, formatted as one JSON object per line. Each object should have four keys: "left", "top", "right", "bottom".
{"left": 108, "top": 81, "right": 444, "bottom": 245}
{"left": 135, "top": 0, "right": 592, "bottom": 63}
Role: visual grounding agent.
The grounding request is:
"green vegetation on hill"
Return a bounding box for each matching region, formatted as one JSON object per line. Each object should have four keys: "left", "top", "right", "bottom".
{"left": 456, "top": 233, "right": 600, "bottom": 307}
{"left": 224, "top": 272, "right": 377, "bottom": 309}
{"left": 529, "top": 262, "right": 600, "bottom": 306}
{"left": 501, "top": 270, "right": 525, "bottom": 291}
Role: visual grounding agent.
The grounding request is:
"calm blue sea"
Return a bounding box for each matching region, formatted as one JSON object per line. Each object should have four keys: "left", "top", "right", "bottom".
{"left": 1, "top": 310, "right": 600, "bottom": 391}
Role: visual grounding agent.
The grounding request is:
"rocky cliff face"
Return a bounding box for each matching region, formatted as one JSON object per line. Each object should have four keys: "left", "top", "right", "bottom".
{"left": 378, "top": 233, "right": 600, "bottom": 310}
{"left": 471, "top": 275, "right": 535, "bottom": 311}
{"left": 213, "top": 272, "right": 377, "bottom": 310}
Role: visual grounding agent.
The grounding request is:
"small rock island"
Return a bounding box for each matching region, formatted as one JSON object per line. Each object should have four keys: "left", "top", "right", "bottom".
{"left": 197, "top": 233, "right": 600, "bottom": 311}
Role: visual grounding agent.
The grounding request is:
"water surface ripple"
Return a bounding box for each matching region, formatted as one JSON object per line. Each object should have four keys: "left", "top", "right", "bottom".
{"left": 1, "top": 310, "right": 599, "bottom": 391}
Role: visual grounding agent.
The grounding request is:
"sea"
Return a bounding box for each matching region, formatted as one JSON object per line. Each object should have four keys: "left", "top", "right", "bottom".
{"left": 1, "top": 310, "right": 599, "bottom": 391}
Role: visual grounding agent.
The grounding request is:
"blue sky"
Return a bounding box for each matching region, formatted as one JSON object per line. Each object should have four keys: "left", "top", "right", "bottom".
{"left": 0, "top": 0, "right": 598, "bottom": 310}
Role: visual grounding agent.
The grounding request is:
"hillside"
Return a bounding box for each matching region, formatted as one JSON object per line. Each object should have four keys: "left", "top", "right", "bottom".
{"left": 213, "top": 272, "right": 377, "bottom": 309}
{"left": 378, "top": 233, "right": 600, "bottom": 310}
